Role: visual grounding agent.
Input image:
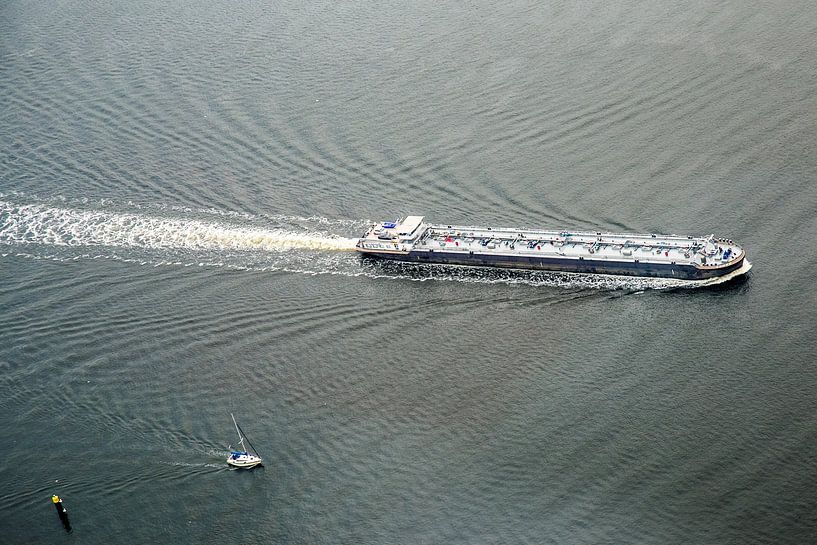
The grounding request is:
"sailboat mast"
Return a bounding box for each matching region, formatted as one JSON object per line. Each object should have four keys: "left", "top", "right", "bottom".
{"left": 231, "top": 413, "right": 259, "bottom": 455}
{"left": 231, "top": 413, "right": 242, "bottom": 438}
{"left": 236, "top": 421, "right": 259, "bottom": 455}
{"left": 231, "top": 412, "right": 246, "bottom": 451}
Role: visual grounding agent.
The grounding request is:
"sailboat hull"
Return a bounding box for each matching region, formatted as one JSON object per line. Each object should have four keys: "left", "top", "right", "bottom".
{"left": 226, "top": 453, "right": 262, "bottom": 469}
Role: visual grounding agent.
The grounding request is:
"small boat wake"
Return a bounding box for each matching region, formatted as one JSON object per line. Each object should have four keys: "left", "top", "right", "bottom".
{"left": 0, "top": 195, "right": 749, "bottom": 291}
{"left": 164, "top": 461, "right": 225, "bottom": 470}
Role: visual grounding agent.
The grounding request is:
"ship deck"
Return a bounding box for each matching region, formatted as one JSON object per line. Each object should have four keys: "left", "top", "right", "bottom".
{"left": 413, "top": 224, "right": 743, "bottom": 268}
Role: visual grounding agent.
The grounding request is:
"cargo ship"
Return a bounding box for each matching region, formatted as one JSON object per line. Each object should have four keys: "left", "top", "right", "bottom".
{"left": 355, "top": 216, "right": 750, "bottom": 281}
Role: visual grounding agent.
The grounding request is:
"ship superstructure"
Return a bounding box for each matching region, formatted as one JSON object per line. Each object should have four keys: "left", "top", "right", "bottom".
{"left": 356, "top": 216, "right": 749, "bottom": 280}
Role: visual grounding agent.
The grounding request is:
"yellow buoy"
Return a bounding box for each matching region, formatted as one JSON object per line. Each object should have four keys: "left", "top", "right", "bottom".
{"left": 52, "top": 494, "right": 71, "bottom": 532}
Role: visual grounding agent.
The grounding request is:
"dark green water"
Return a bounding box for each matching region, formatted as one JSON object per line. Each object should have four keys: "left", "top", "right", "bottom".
{"left": 2, "top": 1, "right": 816, "bottom": 543}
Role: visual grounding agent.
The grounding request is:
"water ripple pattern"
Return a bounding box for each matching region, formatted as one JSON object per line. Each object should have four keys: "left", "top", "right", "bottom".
{"left": 2, "top": 1, "right": 817, "bottom": 544}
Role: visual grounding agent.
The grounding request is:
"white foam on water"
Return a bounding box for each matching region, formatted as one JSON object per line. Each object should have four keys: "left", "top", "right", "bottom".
{"left": 0, "top": 201, "right": 358, "bottom": 252}
{"left": 690, "top": 259, "right": 753, "bottom": 287}
{"left": 163, "top": 462, "right": 225, "bottom": 470}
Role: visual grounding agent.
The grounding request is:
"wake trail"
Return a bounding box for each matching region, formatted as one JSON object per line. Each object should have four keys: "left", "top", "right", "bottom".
{"left": 0, "top": 200, "right": 357, "bottom": 252}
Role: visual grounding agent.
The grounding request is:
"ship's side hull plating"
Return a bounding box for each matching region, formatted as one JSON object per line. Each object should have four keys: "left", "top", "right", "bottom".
{"left": 356, "top": 217, "right": 748, "bottom": 281}
{"left": 364, "top": 249, "right": 745, "bottom": 280}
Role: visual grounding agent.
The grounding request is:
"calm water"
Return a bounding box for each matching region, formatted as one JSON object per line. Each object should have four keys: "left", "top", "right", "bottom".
{"left": 2, "top": 1, "right": 816, "bottom": 543}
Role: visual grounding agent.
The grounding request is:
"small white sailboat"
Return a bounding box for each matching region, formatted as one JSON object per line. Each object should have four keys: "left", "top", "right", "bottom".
{"left": 227, "top": 413, "right": 263, "bottom": 469}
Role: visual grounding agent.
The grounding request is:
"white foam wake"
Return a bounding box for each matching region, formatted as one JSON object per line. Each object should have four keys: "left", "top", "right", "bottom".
{"left": 0, "top": 201, "right": 357, "bottom": 252}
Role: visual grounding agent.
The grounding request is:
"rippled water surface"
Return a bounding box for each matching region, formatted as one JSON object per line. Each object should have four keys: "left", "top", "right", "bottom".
{"left": 2, "top": 1, "right": 816, "bottom": 543}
